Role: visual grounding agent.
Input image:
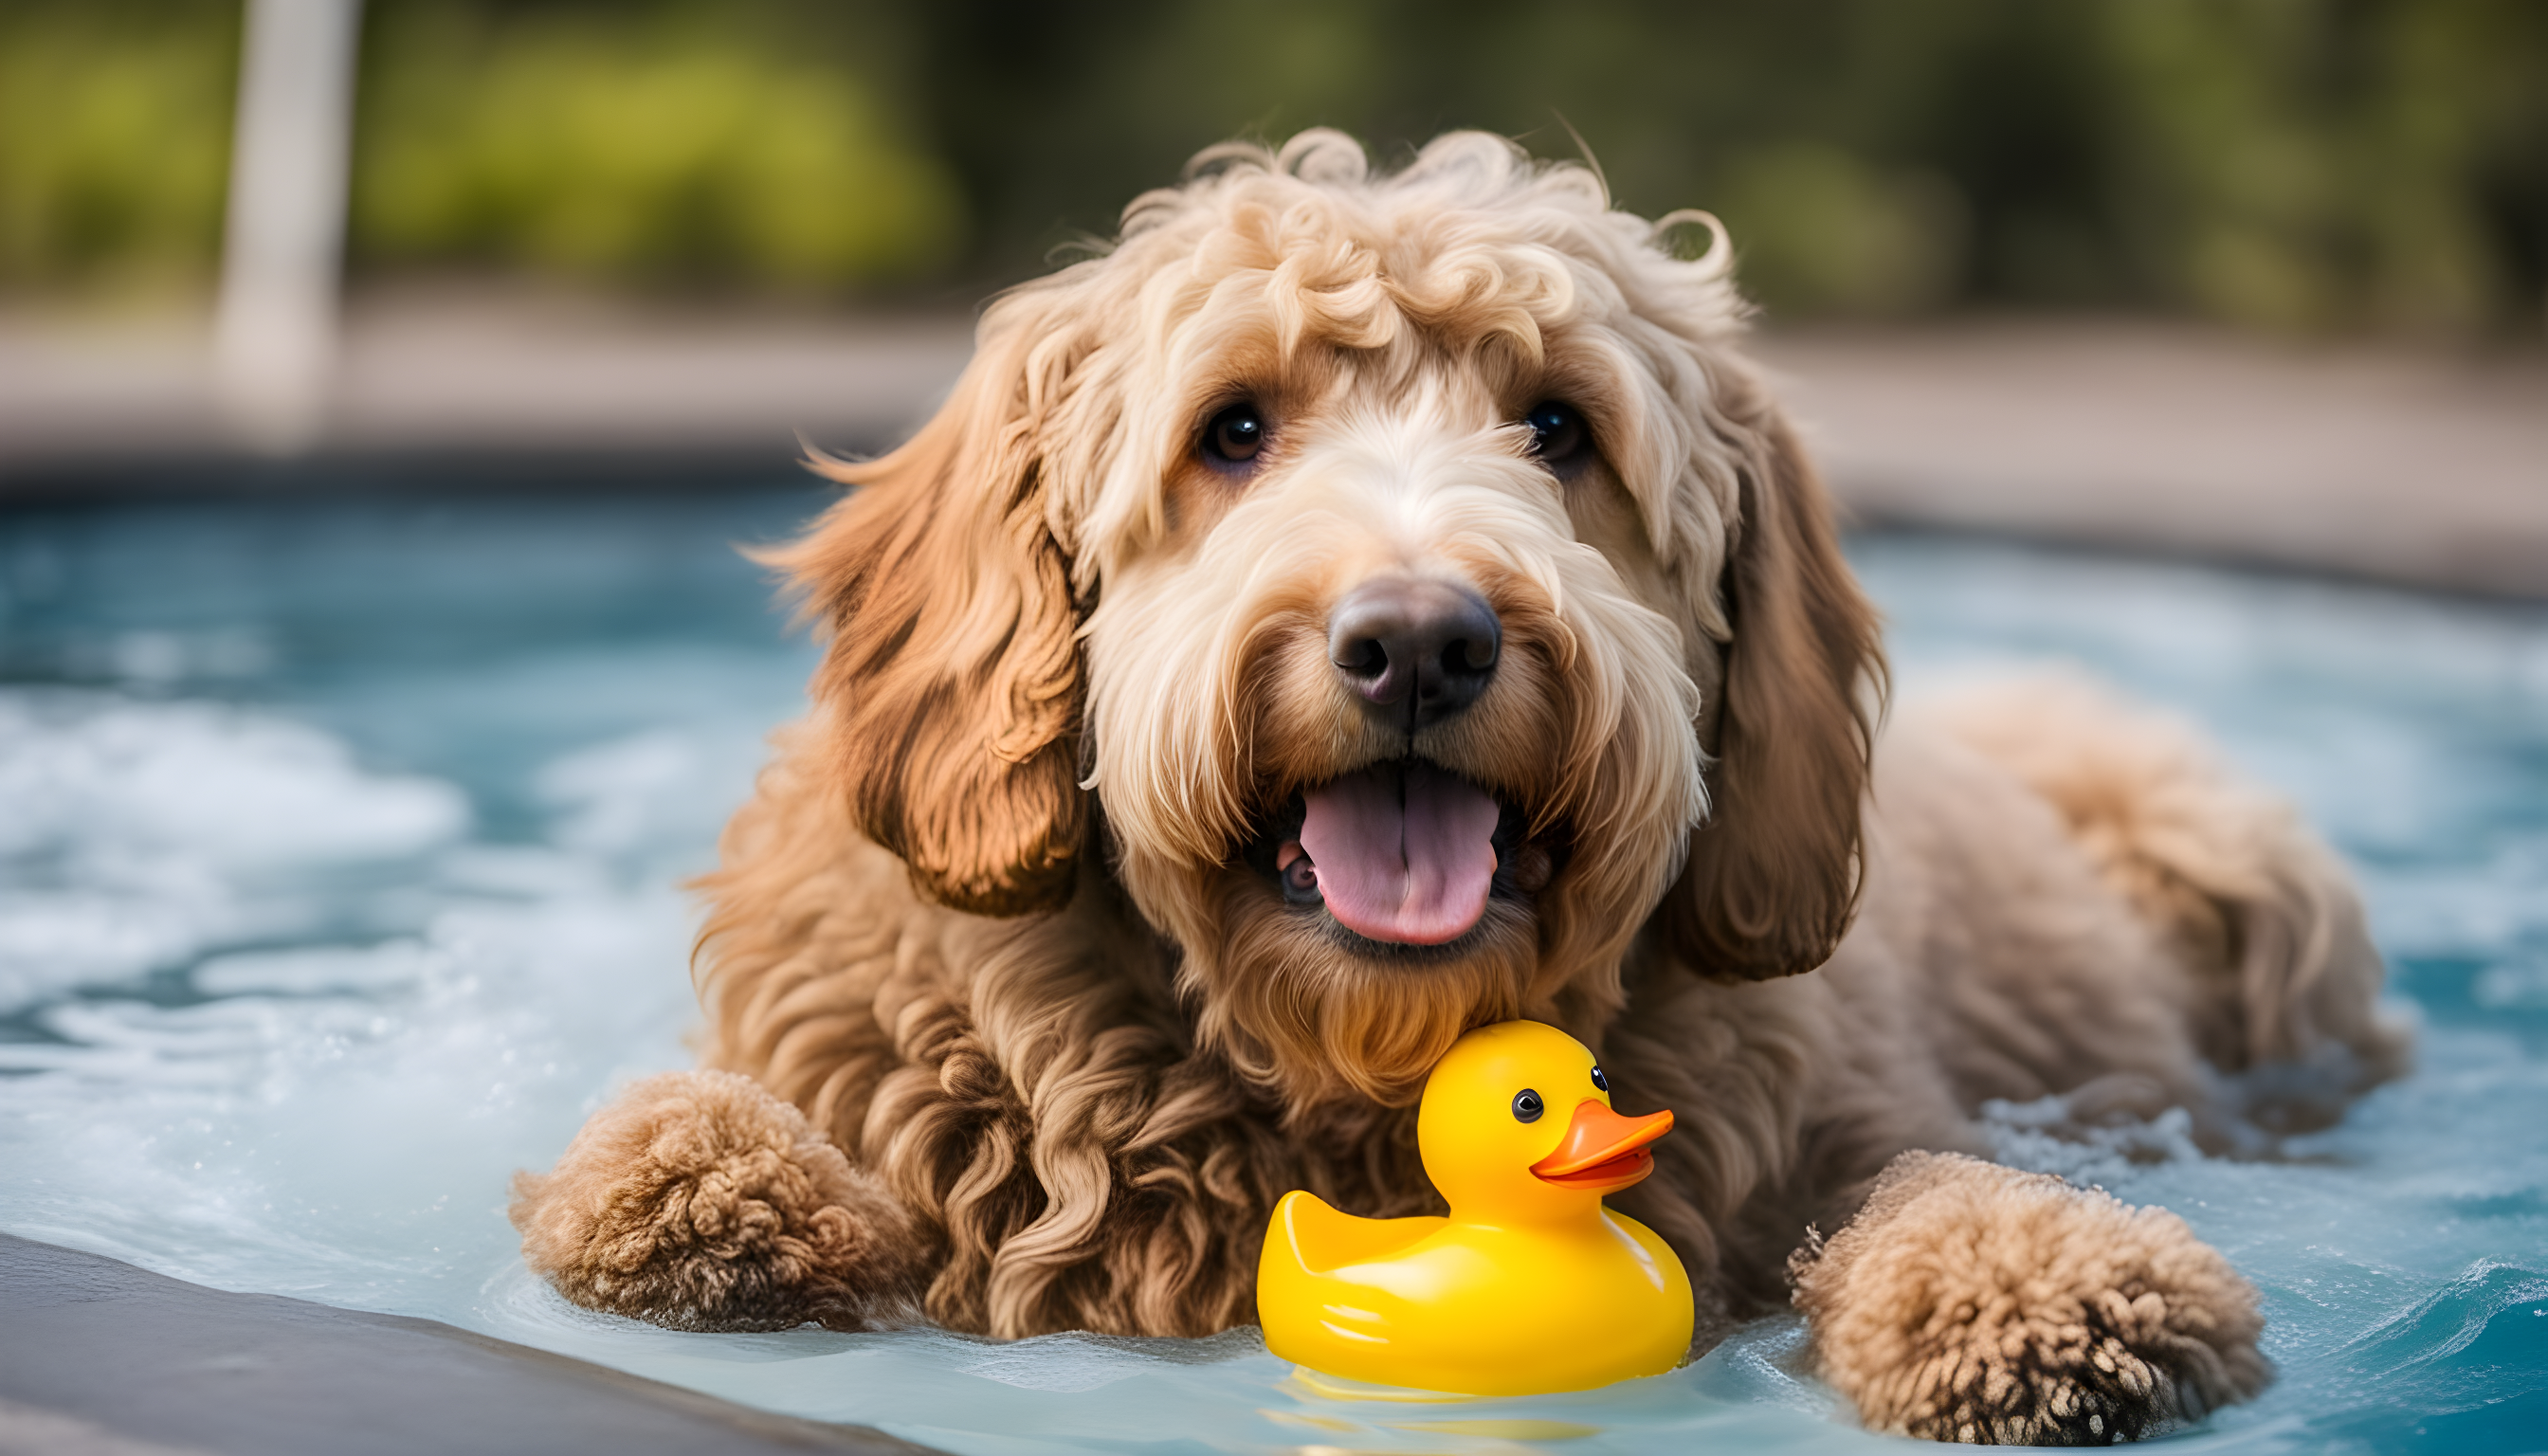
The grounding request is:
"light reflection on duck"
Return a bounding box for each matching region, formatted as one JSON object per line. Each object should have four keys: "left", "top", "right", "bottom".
{"left": 1257, "top": 1020, "right": 1695, "bottom": 1396}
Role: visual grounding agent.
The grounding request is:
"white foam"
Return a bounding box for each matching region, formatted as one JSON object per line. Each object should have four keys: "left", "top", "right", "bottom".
{"left": 192, "top": 939, "right": 441, "bottom": 996}
{"left": 0, "top": 692, "right": 466, "bottom": 870}
{"left": 0, "top": 692, "right": 467, "bottom": 1005}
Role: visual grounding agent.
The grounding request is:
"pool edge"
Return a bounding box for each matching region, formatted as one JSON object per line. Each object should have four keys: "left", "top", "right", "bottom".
{"left": 0, "top": 1231, "right": 942, "bottom": 1456}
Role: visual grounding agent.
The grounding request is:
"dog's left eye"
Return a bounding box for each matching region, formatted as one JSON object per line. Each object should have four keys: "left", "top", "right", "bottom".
{"left": 1523, "top": 401, "right": 1588, "bottom": 468}
{"left": 1202, "top": 404, "right": 1265, "bottom": 466}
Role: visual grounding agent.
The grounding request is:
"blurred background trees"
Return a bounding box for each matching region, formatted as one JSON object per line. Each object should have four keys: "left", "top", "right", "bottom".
{"left": 2, "top": 0, "right": 2541, "bottom": 337}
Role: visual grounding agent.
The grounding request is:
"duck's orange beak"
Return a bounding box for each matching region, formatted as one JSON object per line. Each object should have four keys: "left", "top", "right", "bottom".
{"left": 1529, "top": 1101, "right": 1674, "bottom": 1193}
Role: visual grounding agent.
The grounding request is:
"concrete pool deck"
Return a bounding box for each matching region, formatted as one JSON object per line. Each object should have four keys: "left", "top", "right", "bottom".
{"left": 0, "top": 1233, "right": 932, "bottom": 1456}
{"left": 1753, "top": 325, "right": 2546, "bottom": 601}
{"left": 1, "top": 297, "right": 2539, "bottom": 596}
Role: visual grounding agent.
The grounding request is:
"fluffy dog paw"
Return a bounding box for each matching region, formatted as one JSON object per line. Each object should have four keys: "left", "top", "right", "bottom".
{"left": 1792, "top": 1151, "right": 2267, "bottom": 1445}
{"left": 511, "top": 1069, "right": 925, "bottom": 1331}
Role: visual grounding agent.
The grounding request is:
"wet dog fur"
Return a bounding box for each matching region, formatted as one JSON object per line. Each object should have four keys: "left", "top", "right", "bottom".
{"left": 512, "top": 132, "right": 2408, "bottom": 1441}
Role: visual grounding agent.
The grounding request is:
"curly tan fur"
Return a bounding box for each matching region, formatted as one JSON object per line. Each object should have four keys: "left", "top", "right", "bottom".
{"left": 1914, "top": 676, "right": 2411, "bottom": 1096}
{"left": 1793, "top": 1152, "right": 2269, "bottom": 1444}
{"left": 511, "top": 1070, "right": 928, "bottom": 1331}
{"left": 510, "top": 131, "right": 2404, "bottom": 1441}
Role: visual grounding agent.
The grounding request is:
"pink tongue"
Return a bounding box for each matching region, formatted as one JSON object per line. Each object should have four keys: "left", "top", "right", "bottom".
{"left": 1299, "top": 764, "right": 1502, "bottom": 945}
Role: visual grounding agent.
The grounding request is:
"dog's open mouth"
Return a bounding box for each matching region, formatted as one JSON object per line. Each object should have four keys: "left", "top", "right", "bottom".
{"left": 1245, "top": 761, "right": 1564, "bottom": 947}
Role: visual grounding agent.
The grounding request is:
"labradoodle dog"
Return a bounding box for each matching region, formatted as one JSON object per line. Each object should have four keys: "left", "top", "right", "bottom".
{"left": 511, "top": 132, "right": 2408, "bottom": 1443}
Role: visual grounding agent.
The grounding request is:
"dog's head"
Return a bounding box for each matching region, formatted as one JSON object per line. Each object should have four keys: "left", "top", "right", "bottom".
{"left": 771, "top": 132, "right": 1882, "bottom": 1109}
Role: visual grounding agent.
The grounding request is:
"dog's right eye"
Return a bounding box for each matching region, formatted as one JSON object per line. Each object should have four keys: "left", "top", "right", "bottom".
{"left": 1202, "top": 404, "right": 1265, "bottom": 466}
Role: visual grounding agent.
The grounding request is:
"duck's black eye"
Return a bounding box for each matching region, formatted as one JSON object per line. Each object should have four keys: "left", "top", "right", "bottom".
{"left": 1512, "top": 1088, "right": 1544, "bottom": 1123}
{"left": 1203, "top": 403, "right": 1265, "bottom": 466}
{"left": 1590, "top": 1065, "right": 1610, "bottom": 1093}
{"left": 1523, "top": 401, "right": 1588, "bottom": 468}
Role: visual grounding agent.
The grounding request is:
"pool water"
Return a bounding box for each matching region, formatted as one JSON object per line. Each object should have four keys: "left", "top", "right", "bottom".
{"left": 2, "top": 487, "right": 2542, "bottom": 1454}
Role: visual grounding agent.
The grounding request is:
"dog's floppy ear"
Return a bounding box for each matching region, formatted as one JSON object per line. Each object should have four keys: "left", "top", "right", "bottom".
{"left": 764, "top": 315, "right": 1086, "bottom": 917}
{"left": 1663, "top": 416, "right": 1885, "bottom": 979}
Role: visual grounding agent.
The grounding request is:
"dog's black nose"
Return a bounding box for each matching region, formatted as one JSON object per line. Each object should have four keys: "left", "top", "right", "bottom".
{"left": 1328, "top": 577, "right": 1502, "bottom": 731}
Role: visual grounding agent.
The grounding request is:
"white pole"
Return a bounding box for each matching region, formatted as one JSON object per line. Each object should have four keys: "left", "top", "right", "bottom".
{"left": 212, "top": 0, "right": 364, "bottom": 453}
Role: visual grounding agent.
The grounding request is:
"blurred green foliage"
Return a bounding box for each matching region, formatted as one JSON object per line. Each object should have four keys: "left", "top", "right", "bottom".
{"left": 350, "top": 4, "right": 960, "bottom": 288}
{"left": 902, "top": 0, "right": 2547, "bottom": 337}
{"left": 0, "top": 4, "right": 237, "bottom": 303}
{"left": 0, "top": 0, "right": 2540, "bottom": 336}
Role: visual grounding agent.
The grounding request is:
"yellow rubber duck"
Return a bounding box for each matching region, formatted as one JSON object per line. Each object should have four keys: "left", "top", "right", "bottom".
{"left": 1257, "top": 1020, "right": 1694, "bottom": 1396}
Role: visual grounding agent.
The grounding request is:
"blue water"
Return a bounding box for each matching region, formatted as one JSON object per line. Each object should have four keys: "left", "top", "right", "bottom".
{"left": 1, "top": 487, "right": 2542, "bottom": 1454}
